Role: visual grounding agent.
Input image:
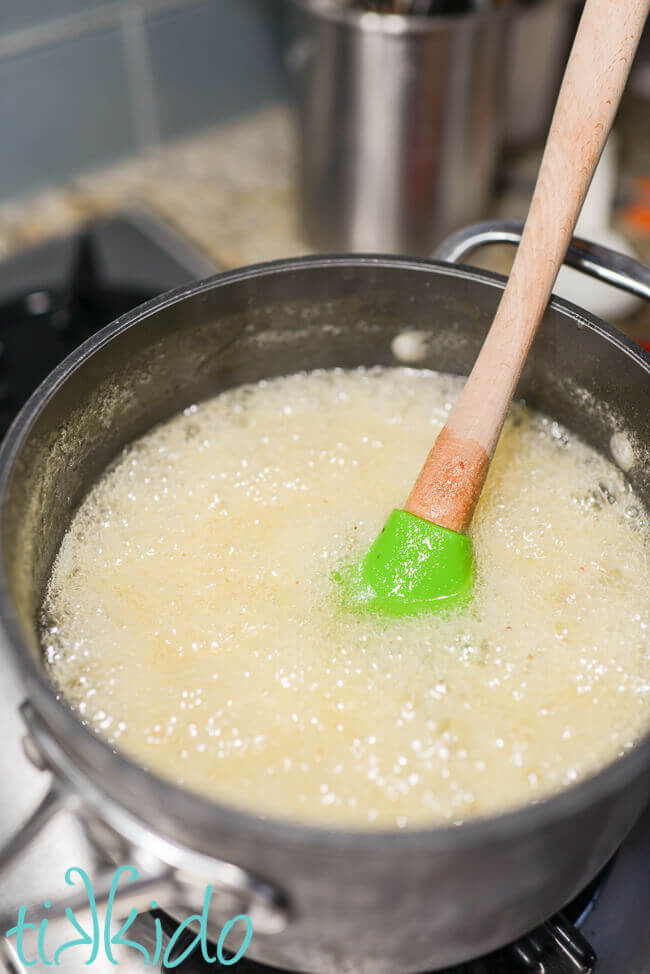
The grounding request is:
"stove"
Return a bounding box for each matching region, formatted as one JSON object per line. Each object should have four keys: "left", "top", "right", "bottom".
{"left": 0, "top": 206, "right": 215, "bottom": 439}
{"left": 0, "top": 211, "right": 647, "bottom": 974}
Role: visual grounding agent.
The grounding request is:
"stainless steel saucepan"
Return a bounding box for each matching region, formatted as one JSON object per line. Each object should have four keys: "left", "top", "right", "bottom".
{"left": 0, "top": 223, "right": 648, "bottom": 974}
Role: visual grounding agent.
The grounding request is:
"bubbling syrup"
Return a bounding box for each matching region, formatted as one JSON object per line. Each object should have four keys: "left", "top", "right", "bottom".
{"left": 43, "top": 368, "right": 649, "bottom": 828}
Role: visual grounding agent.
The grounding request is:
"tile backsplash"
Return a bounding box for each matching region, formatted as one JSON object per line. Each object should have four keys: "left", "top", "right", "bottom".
{"left": 0, "top": 25, "right": 136, "bottom": 201}
{"left": 0, "top": 0, "right": 287, "bottom": 203}
{"left": 147, "top": 0, "right": 286, "bottom": 141}
{"left": 0, "top": 0, "right": 108, "bottom": 36}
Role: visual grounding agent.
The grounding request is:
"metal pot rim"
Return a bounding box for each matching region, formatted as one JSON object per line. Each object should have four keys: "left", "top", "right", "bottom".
{"left": 290, "top": 0, "right": 505, "bottom": 31}
{"left": 0, "top": 252, "right": 648, "bottom": 855}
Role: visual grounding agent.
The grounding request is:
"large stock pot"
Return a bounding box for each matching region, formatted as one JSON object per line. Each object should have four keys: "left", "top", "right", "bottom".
{"left": 0, "top": 223, "right": 648, "bottom": 974}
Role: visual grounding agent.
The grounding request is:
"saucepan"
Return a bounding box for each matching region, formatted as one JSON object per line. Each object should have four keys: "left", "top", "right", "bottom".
{"left": 0, "top": 222, "right": 648, "bottom": 974}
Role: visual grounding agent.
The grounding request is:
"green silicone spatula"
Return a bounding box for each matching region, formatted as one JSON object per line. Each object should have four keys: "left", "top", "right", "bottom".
{"left": 339, "top": 0, "right": 649, "bottom": 616}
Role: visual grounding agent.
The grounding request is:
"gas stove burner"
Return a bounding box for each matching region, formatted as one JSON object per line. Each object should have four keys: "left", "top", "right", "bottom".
{"left": 0, "top": 206, "right": 215, "bottom": 439}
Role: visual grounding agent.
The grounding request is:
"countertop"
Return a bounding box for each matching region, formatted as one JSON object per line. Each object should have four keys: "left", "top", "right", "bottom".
{"left": 0, "top": 105, "right": 301, "bottom": 271}
{"left": 0, "top": 99, "right": 648, "bottom": 342}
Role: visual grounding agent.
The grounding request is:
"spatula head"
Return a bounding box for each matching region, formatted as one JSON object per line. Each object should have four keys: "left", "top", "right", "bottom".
{"left": 337, "top": 509, "right": 474, "bottom": 616}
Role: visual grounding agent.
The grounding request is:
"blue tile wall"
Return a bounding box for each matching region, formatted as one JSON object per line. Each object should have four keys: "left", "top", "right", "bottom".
{"left": 0, "top": 26, "right": 136, "bottom": 201}
{"left": 0, "top": 0, "right": 109, "bottom": 36}
{"left": 145, "top": 0, "right": 287, "bottom": 141}
{"left": 0, "top": 0, "right": 287, "bottom": 203}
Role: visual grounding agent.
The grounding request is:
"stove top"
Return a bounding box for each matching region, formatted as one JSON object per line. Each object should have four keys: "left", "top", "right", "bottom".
{"left": 0, "top": 211, "right": 647, "bottom": 974}
{"left": 0, "top": 206, "right": 215, "bottom": 439}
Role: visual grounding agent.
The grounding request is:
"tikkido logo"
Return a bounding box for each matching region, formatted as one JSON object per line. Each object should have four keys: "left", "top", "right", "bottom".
{"left": 3, "top": 866, "right": 254, "bottom": 968}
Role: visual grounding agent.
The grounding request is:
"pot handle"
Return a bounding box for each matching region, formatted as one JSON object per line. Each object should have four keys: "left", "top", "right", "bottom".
{"left": 434, "top": 219, "right": 650, "bottom": 303}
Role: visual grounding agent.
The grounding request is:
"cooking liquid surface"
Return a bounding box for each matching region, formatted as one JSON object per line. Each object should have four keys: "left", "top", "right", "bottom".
{"left": 43, "top": 368, "right": 650, "bottom": 828}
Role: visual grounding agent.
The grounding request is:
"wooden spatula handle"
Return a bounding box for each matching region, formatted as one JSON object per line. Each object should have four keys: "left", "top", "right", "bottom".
{"left": 406, "top": 0, "right": 649, "bottom": 534}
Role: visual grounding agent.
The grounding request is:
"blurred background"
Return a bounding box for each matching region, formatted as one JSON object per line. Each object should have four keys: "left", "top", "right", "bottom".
{"left": 0, "top": 0, "right": 648, "bottom": 343}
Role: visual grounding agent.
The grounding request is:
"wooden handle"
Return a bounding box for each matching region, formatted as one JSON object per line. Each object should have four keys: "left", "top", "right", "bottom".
{"left": 406, "top": 0, "right": 649, "bottom": 534}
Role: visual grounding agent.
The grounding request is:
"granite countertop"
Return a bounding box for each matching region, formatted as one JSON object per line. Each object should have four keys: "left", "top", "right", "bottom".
{"left": 0, "top": 105, "right": 306, "bottom": 271}
{"left": 0, "top": 99, "right": 648, "bottom": 341}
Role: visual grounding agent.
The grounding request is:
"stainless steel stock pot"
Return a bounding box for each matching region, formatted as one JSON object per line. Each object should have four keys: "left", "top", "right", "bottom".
{"left": 0, "top": 222, "right": 648, "bottom": 974}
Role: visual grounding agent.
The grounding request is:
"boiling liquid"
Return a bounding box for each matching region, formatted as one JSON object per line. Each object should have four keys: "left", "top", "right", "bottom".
{"left": 43, "top": 368, "right": 650, "bottom": 828}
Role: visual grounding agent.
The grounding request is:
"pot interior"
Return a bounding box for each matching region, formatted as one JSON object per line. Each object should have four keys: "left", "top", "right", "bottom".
{"left": 1, "top": 258, "right": 648, "bottom": 682}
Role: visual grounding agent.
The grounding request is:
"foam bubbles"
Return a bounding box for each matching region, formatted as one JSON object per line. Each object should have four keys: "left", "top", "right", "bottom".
{"left": 43, "top": 368, "right": 649, "bottom": 829}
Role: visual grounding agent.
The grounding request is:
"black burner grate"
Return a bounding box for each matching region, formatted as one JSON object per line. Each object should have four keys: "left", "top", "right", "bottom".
{"left": 0, "top": 207, "right": 215, "bottom": 439}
